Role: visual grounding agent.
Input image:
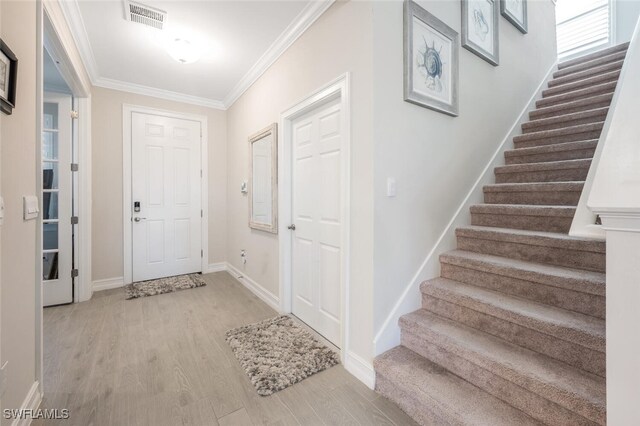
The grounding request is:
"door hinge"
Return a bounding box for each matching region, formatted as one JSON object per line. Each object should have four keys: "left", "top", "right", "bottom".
{"left": 201, "top": 249, "right": 203, "bottom": 258}
{"left": 71, "top": 163, "right": 79, "bottom": 172}
{"left": 71, "top": 110, "right": 79, "bottom": 119}
{"left": 200, "top": 170, "right": 203, "bottom": 178}
{"left": 201, "top": 209, "right": 203, "bottom": 218}
{"left": 71, "top": 216, "right": 79, "bottom": 225}
{"left": 71, "top": 269, "right": 79, "bottom": 278}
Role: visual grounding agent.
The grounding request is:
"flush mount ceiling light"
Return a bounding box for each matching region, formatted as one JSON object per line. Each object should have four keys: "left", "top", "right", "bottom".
{"left": 166, "top": 38, "right": 201, "bottom": 64}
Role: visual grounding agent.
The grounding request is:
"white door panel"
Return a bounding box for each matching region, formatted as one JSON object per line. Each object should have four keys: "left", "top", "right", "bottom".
{"left": 131, "top": 113, "right": 201, "bottom": 282}
{"left": 43, "top": 93, "right": 73, "bottom": 306}
{"left": 291, "top": 99, "right": 342, "bottom": 347}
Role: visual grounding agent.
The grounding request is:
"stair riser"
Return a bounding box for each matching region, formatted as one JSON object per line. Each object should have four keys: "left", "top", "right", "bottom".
{"left": 375, "top": 373, "right": 449, "bottom": 425}
{"left": 557, "top": 44, "right": 628, "bottom": 70}
{"left": 505, "top": 146, "right": 596, "bottom": 165}
{"left": 401, "top": 330, "right": 602, "bottom": 425}
{"left": 484, "top": 189, "right": 582, "bottom": 206}
{"left": 471, "top": 211, "right": 572, "bottom": 233}
{"left": 456, "top": 235, "right": 605, "bottom": 272}
{"left": 549, "top": 61, "right": 623, "bottom": 87}
{"left": 553, "top": 54, "right": 626, "bottom": 79}
{"left": 514, "top": 130, "right": 602, "bottom": 149}
{"left": 422, "top": 296, "right": 605, "bottom": 377}
{"left": 530, "top": 98, "right": 612, "bottom": 120}
{"left": 537, "top": 86, "right": 615, "bottom": 109}
{"left": 522, "top": 114, "right": 607, "bottom": 134}
{"left": 543, "top": 72, "right": 620, "bottom": 97}
{"left": 495, "top": 167, "right": 589, "bottom": 184}
{"left": 440, "top": 262, "right": 605, "bottom": 319}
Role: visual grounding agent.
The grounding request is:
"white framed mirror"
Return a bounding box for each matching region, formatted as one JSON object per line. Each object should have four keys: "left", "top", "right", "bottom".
{"left": 249, "top": 123, "right": 278, "bottom": 233}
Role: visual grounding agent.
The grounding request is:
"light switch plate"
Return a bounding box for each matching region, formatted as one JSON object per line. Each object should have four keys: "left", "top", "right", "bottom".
{"left": 23, "top": 195, "right": 39, "bottom": 220}
{"left": 386, "top": 178, "right": 397, "bottom": 197}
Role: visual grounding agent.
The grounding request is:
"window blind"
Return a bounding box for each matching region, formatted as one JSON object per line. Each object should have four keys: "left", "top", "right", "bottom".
{"left": 556, "top": 0, "right": 611, "bottom": 59}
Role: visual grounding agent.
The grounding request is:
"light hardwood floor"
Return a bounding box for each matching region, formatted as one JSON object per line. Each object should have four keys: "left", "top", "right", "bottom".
{"left": 35, "top": 271, "right": 417, "bottom": 426}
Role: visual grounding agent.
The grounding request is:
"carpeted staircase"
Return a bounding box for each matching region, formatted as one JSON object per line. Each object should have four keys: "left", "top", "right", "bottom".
{"left": 374, "top": 43, "right": 629, "bottom": 425}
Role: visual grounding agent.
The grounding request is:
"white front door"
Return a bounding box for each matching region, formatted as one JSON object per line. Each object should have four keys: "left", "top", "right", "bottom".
{"left": 42, "top": 93, "right": 73, "bottom": 306}
{"left": 291, "top": 98, "right": 343, "bottom": 347}
{"left": 131, "top": 112, "right": 202, "bottom": 282}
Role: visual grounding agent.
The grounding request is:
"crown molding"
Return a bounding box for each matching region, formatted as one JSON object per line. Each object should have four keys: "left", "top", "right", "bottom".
{"left": 222, "top": 0, "right": 335, "bottom": 108}
{"left": 94, "top": 77, "right": 227, "bottom": 110}
{"left": 58, "top": 0, "right": 100, "bottom": 83}
{"left": 57, "top": 0, "right": 334, "bottom": 110}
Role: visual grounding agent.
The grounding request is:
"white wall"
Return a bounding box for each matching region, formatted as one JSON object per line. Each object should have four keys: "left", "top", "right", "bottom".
{"left": 371, "top": 0, "right": 558, "bottom": 352}
{"left": 0, "top": 0, "right": 39, "bottom": 418}
{"left": 225, "top": 0, "right": 375, "bottom": 362}
{"left": 91, "top": 87, "right": 227, "bottom": 283}
{"left": 615, "top": 0, "right": 640, "bottom": 43}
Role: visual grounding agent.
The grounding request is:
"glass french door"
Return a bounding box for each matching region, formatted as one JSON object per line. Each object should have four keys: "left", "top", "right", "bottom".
{"left": 42, "top": 93, "right": 73, "bottom": 306}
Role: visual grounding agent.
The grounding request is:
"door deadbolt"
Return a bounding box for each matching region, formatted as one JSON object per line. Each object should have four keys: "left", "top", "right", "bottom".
{"left": 287, "top": 224, "right": 296, "bottom": 230}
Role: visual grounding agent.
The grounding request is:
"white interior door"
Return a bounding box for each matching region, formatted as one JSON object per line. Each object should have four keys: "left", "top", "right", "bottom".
{"left": 291, "top": 98, "right": 343, "bottom": 347}
{"left": 131, "top": 112, "right": 202, "bottom": 282}
{"left": 42, "top": 93, "right": 73, "bottom": 306}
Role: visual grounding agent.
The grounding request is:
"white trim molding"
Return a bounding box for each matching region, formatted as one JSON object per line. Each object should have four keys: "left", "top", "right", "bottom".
{"left": 373, "top": 62, "right": 558, "bottom": 355}
{"left": 278, "top": 73, "right": 351, "bottom": 363}
{"left": 57, "top": 0, "right": 334, "bottom": 110}
{"left": 10, "top": 381, "right": 43, "bottom": 426}
{"left": 92, "top": 277, "right": 125, "bottom": 292}
{"left": 122, "top": 104, "right": 209, "bottom": 285}
{"left": 222, "top": 0, "right": 335, "bottom": 107}
{"left": 226, "top": 263, "right": 280, "bottom": 311}
{"left": 206, "top": 262, "right": 228, "bottom": 273}
{"left": 344, "top": 351, "right": 375, "bottom": 390}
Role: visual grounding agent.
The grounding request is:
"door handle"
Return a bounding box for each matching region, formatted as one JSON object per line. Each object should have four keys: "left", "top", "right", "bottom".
{"left": 133, "top": 217, "right": 147, "bottom": 222}
{"left": 287, "top": 224, "right": 296, "bottom": 230}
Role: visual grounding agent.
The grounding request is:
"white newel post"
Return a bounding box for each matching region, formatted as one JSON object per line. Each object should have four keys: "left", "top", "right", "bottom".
{"left": 592, "top": 213, "right": 640, "bottom": 424}
{"left": 586, "top": 17, "right": 640, "bottom": 424}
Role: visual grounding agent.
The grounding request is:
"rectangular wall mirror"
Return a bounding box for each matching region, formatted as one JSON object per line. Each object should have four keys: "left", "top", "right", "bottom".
{"left": 249, "top": 123, "right": 278, "bottom": 233}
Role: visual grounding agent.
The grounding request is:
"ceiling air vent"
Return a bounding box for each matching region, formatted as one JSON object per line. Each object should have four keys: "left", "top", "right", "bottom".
{"left": 124, "top": 0, "right": 166, "bottom": 30}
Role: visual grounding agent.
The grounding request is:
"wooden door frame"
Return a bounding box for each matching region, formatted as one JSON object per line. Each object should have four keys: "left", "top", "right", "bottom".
{"left": 278, "top": 73, "right": 351, "bottom": 360}
{"left": 122, "top": 105, "right": 209, "bottom": 285}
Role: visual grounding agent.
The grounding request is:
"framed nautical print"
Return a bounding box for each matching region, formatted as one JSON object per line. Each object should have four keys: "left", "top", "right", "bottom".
{"left": 404, "top": 0, "right": 459, "bottom": 116}
{"left": 462, "top": 0, "right": 500, "bottom": 66}
{"left": 501, "top": 0, "right": 528, "bottom": 34}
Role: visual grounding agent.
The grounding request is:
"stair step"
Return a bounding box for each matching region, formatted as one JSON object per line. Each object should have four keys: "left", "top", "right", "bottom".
{"left": 514, "top": 122, "right": 604, "bottom": 149}
{"left": 374, "top": 346, "right": 540, "bottom": 426}
{"left": 484, "top": 181, "right": 584, "bottom": 206}
{"left": 548, "top": 60, "right": 624, "bottom": 88}
{"left": 421, "top": 278, "right": 605, "bottom": 376}
{"left": 537, "top": 81, "right": 616, "bottom": 108}
{"left": 494, "top": 158, "right": 591, "bottom": 184}
{"left": 400, "top": 310, "right": 606, "bottom": 425}
{"left": 505, "top": 140, "right": 598, "bottom": 165}
{"left": 553, "top": 51, "right": 627, "bottom": 78}
{"left": 543, "top": 71, "right": 620, "bottom": 98}
{"left": 522, "top": 109, "right": 608, "bottom": 133}
{"left": 557, "top": 42, "right": 629, "bottom": 70}
{"left": 440, "top": 250, "right": 605, "bottom": 318}
{"left": 470, "top": 204, "right": 575, "bottom": 233}
{"left": 455, "top": 226, "right": 605, "bottom": 272}
{"left": 530, "top": 93, "right": 613, "bottom": 121}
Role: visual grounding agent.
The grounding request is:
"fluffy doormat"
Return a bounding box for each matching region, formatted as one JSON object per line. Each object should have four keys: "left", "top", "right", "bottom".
{"left": 124, "top": 274, "right": 206, "bottom": 300}
{"left": 225, "top": 315, "right": 340, "bottom": 396}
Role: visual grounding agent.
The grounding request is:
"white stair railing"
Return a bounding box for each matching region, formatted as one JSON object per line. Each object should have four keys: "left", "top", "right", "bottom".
{"left": 585, "top": 14, "right": 640, "bottom": 425}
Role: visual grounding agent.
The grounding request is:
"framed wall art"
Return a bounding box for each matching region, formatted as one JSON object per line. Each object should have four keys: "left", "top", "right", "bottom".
{"left": 501, "top": 0, "right": 528, "bottom": 34}
{"left": 0, "top": 38, "right": 18, "bottom": 115}
{"left": 462, "top": 0, "right": 500, "bottom": 66}
{"left": 404, "top": 0, "right": 459, "bottom": 116}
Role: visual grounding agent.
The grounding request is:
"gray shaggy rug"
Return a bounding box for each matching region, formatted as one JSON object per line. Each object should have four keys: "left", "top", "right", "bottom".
{"left": 225, "top": 315, "right": 340, "bottom": 396}
{"left": 124, "top": 274, "right": 206, "bottom": 300}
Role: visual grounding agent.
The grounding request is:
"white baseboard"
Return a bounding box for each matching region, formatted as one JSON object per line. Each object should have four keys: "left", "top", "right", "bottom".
{"left": 206, "top": 262, "right": 227, "bottom": 273}
{"left": 92, "top": 276, "right": 124, "bottom": 292}
{"left": 225, "top": 262, "right": 280, "bottom": 312}
{"left": 344, "top": 351, "right": 375, "bottom": 390}
{"left": 10, "top": 381, "right": 42, "bottom": 426}
{"left": 372, "top": 62, "right": 559, "bottom": 356}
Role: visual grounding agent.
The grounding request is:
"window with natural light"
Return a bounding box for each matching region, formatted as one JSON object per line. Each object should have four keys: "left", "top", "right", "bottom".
{"left": 556, "top": 0, "right": 612, "bottom": 59}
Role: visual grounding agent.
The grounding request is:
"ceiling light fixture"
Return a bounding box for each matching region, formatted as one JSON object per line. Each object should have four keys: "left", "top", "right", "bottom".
{"left": 166, "top": 38, "right": 201, "bottom": 64}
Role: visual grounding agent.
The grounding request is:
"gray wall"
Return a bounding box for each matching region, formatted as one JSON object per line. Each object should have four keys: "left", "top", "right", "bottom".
{"left": 616, "top": 0, "right": 640, "bottom": 43}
